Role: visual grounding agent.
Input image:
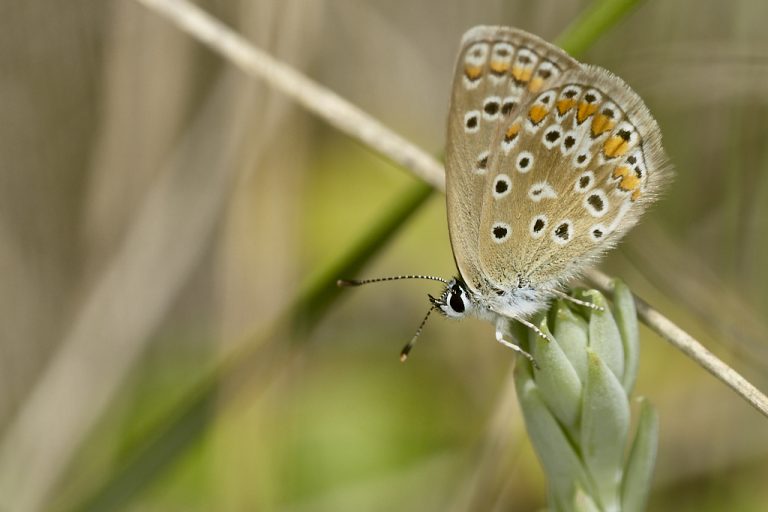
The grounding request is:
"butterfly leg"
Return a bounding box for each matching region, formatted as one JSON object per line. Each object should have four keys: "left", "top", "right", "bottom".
{"left": 495, "top": 318, "right": 540, "bottom": 370}
{"left": 552, "top": 289, "right": 604, "bottom": 311}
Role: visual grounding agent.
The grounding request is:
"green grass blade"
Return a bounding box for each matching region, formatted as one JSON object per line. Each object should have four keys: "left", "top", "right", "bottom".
{"left": 556, "top": 0, "right": 644, "bottom": 57}
{"left": 291, "top": 180, "right": 434, "bottom": 337}
{"left": 66, "top": 181, "right": 433, "bottom": 512}
{"left": 71, "top": 390, "right": 216, "bottom": 512}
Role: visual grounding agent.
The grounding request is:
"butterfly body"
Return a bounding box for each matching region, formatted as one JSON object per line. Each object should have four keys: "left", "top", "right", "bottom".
{"left": 431, "top": 276, "right": 554, "bottom": 320}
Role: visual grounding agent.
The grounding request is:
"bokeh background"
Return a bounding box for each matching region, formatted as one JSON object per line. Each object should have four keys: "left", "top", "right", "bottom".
{"left": 1, "top": 0, "right": 767, "bottom": 511}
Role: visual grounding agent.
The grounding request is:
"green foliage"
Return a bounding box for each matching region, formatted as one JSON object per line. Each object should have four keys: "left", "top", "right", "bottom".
{"left": 514, "top": 282, "right": 658, "bottom": 512}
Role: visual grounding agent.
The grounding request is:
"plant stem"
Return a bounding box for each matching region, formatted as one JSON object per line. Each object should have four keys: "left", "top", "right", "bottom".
{"left": 556, "top": 0, "right": 644, "bottom": 56}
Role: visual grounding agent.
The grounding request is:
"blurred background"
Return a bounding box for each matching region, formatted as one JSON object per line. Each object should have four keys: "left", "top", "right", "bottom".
{"left": 1, "top": 0, "right": 767, "bottom": 510}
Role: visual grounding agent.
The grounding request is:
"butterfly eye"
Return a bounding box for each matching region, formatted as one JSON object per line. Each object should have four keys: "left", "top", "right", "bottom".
{"left": 446, "top": 282, "right": 468, "bottom": 314}
{"left": 449, "top": 290, "right": 465, "bottom": 313}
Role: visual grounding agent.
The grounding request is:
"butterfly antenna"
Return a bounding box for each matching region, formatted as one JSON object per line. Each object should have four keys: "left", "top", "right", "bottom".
{"left": 337, "top": 275, "right": 449, "bottom": 287}
{"left": 399, "top": 306, "right": 436, "bottom": 363}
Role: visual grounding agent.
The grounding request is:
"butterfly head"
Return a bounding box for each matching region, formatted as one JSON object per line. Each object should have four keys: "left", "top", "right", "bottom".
{"left": 430, "top": 277, "right": 477, "bottom": 319}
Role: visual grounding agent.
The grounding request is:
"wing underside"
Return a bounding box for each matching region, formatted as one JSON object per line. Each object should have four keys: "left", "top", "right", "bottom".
{"left": 444, "top": 26, "right": 669, "bottom": 293}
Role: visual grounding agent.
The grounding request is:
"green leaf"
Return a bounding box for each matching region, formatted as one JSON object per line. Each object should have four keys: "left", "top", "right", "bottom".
{"left": 612, "top": 278, "right": 640, "bottom": 394}
{"left": 553, "top": 300, "right": 589, "bottom": 383}
{"left": 581, "top": 349, "right": 630, "bottom": 511}
{"left": 573, "top": 485, "right": 602, "bottom": 512}
{"left": 621, "top": 398, "right": 659, "bottom": 512}
{"left": 530, "top": 317, "right": 583, "bottom": 430}
{"left": 292, "top": 181, "right": 434, "bottom": 336}
{"left": 514, "top": 363, "right": 594, "bottom": 511}
{"left": 583, "top": 290, "right": 625, "bottom": 380}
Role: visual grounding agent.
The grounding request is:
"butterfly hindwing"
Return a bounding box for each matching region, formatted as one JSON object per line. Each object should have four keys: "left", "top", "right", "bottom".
{"left": 477, "top": 65, "right": 669, "bottom": 288}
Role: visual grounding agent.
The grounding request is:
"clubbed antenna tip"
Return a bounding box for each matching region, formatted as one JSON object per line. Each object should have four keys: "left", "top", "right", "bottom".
{"left": 398, "top": 306, "right": 435, "bottom": 362}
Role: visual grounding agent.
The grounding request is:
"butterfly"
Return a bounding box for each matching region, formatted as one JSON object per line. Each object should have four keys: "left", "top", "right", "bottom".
{"left": 340, "top": 26, "right": 670, "bottom": 363}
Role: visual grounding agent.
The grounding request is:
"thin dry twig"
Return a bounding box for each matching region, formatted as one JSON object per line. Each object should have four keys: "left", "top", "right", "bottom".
{"left": 586, "top": 269, "right": 768, "bottom": 418}
{"left": 134, "top": 0, "right": 768, "bottom": 418}
{"left": 137, "top": 0, "right": 444, "bottom": 190}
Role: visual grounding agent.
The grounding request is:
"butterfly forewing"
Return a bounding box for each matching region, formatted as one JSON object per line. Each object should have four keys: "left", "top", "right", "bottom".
{"left": 446, "top": 26, "right": 670, "bottom": 295}
{"left": 445, "top": 26, "right": 578, "bottom": 293}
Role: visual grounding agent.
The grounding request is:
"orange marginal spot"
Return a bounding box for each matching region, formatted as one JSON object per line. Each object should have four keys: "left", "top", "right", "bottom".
{"left": 556, "top": 98, "right": 576, "bottom": 116}
{"left": 591, "top": 114, "right": 615, "bottom": 137}
{"left": 577, "top": 102, "right": 599, "bottom": 123}
{"left": 528, "top": 76, "right": 544, "bottom": 92}
{"left": 490, "top": 60, "right": 509, "bottom": 74}
{"left": 528, "top": 105, "right": 549, "bottom": 125}
{"left": 511, "top": 66, "right": 532, "bottom": 83}
{"left": 603, "top": 135, "right": 630, "bottom": 158}
{"left": 464, "top": 66, "right": 483, "bottom": 80}
{"left": 619, "top": 174, "right": 641, "bottom": 191}
{"left": 505, "top": 122, "right": 522, "bottom": 141}
{"left": 612, "top": 166, "right": 630, "bottom": 180}
{"left": 631, "top": 189, "right": 642, "bottom": 201}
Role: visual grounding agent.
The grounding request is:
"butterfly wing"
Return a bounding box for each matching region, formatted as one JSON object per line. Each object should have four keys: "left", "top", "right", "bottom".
{"left": 476, "top": 63, "right": 671, "bottom": 290}
{"left": 445, "top": 26, "right": 579, "bottom": 295}
{"left": 446, "top": 26, "right": 670, "bottom": 296}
